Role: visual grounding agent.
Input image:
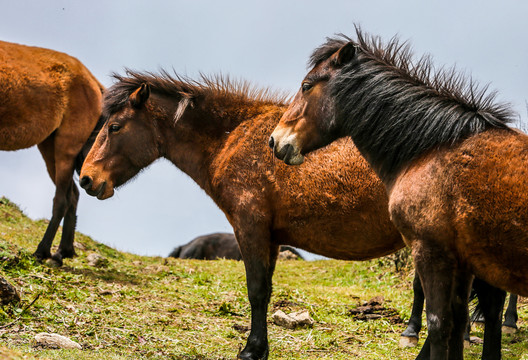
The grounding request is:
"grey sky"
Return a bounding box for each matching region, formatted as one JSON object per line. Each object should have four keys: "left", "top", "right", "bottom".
{"left": 1, "top": 1, "right": 527, "bottom": 258}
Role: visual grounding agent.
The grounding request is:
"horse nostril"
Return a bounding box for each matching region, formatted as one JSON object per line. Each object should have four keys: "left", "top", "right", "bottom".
{"left": 80, "top": 176, "right": 93, "bottom": 190}
{"left": 268, "top": 135, "right": 275, "bottom": 149}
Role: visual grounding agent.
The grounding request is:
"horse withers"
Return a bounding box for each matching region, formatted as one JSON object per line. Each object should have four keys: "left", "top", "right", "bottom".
{"left": 270, "top": 28, "right": 527, "bottom": 359}
{"left": 0, "top": 41, "right": 104, "bottom": 265}
{"left": 79, "top": 71, "right": 404, "bottom": 359}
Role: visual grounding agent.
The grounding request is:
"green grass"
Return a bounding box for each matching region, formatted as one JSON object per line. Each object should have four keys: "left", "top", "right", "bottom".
{"left": 0, "top": 196, "right": 527, "bottom": 359}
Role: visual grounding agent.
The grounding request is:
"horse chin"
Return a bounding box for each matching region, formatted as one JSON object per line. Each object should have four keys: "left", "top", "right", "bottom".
{"left": 97, "top": 187, "right": 114, "bottom": 200}
{"left": 284, "top": 153, "right": 305, "bottom": 165}
{"left": 95, "top": 181, "right": 114, "bottom": 200}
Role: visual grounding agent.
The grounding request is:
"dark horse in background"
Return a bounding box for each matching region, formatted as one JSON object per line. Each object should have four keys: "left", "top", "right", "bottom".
{"left": 169, "top": 232, "right": 303, "bottom": 260}
{"left": 270, "top": 28, "right": 528, "bottom": 360}
{"left": 0, "top": 40, "right": 104, "bottom": 265}
{"left": 79, "top": 70, "right": 405, "bottom": 359}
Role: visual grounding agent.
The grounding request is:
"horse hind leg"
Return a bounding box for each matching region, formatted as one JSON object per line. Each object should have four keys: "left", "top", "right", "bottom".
{"left": 53, "top": 181, "right": 79, "bottom": 262}
{"left": 413, "top": 240, "right": 464, "bottom": 360}
{"left": 33, "top": 134, "right": 77, "bottom": 265}
{"left": 400, "top": 273, "right": 425, "bottom": 348}
{"left": 502, "top": 294, "right": 518, "bottom": 334}
{"left": 447, "top": 271, "right": 473, "bottom": 360}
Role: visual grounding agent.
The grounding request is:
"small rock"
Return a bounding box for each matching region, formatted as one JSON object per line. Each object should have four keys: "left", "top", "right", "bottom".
{"left": 0, "top": 276, "right": 20, "bottom": 305}
{"left": 469, "top": 336, "right": 483, "bottom": 345}
{"left": 502, "top": 325, "right": 517, "bottom": 334}
{"left": 87, "top": 253, "right": 108, "bottom": 267}
{"left": 399, "top": 336, "right": 418, "bottom": 348}
{"left": 278, "top": 250, "right": 299, "bottom": 261}
{"left": 73, "top": 241, "right": 87, "bottom": 251}
{"left": 35, "top": 332, "right": 81, "bottom": 350}
{"left": 272, "top": 309, "right": 314, "bottom": 329}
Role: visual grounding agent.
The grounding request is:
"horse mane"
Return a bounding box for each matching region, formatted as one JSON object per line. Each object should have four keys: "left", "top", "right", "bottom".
{"left": 103, "top": 69, "right": 289, "bottom": 116}
{"left": 323, "top": 27, "right": 516, "bottom": 181}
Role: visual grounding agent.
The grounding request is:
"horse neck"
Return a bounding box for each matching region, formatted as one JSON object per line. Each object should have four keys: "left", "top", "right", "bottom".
{"left": 159, "top": 95, "right": 275, "bottom": 194}
{"left": 332, "top": 59, "right": 511, "bottom": 185}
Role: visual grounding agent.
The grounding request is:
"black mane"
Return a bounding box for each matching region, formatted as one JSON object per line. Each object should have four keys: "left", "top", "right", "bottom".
{"left": 322, "top": 28, "right": 515, "bottom": 182}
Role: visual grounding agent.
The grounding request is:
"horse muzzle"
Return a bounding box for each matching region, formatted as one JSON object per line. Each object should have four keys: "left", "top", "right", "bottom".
{"left": 268, "top": 133, "right": 305, "bottom": 165}
{"left": 80, "top": 175, "right": 114, "bottom": 200}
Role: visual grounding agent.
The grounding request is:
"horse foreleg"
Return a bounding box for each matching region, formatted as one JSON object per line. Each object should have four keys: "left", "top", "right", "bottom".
{"left": 502, "top": 294, "right": 518, "bottom": 334}
{"left": 33, "top": 181, "right": 71, "bottom": 264}
{"left": 236, "top": 227, "right": 278, "bottom": 360}
{"left": 33, "top": 137, "right": 60, "bottom": 261}
{"left": 33, "top": 137, "right": 77, "bottom": 265}
{"left": 413, "top": 241, "right": 458, "bottom": 360}
{"left": 472, "top": 278, "right": 506, "bottom": 360}
{"left": 400, "top": 273, "right": 425, "bottom": 347}
{"left": 447, "top": 271, "right": 473, "bottom": 360}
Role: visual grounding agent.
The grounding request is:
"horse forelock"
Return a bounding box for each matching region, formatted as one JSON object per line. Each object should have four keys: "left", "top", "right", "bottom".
{"left": 308, "top": 34, "right": 352, "bottom": 68}
{"left": 327, "top": 26, "right": 516, "bottom": 182}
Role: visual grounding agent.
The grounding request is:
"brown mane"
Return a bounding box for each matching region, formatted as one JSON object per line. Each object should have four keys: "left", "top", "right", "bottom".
{"left": 104, "top": 69, "right": 290, "bottom": 116}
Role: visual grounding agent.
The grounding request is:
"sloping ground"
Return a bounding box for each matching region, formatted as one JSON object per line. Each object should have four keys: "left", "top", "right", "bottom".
{"left": 0, "top": 197, "right": 526, "bottom": 359}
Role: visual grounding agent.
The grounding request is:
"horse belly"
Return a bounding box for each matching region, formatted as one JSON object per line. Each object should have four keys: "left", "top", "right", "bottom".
{"left": 274, "top": 210, "right": 403, "bottom": 260}
{"left": 272, "top": 140, "right": 404, "bottom": 260}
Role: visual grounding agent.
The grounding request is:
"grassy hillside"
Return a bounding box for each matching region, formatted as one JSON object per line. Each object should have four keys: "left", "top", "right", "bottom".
{"left": 0, "top": 197, "right": 526, "bottom": 359}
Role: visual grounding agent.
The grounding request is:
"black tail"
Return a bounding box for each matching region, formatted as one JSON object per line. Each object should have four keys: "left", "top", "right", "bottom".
{"left": 74, "top": 113, "right": 106, "bottom": 174}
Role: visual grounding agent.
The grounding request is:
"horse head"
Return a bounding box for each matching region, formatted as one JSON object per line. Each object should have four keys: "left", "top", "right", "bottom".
{"left": 269, "top": 41, "right": 356, "bottom": 165}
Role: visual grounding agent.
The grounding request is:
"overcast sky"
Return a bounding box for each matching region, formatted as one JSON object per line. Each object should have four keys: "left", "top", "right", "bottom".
{"left": 1, "top": 1, "right": 527, "bottom": 259}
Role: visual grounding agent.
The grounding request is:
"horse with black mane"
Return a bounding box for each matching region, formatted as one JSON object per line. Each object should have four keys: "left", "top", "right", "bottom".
{"left": 79, "top": 70, "right": 405, "bottom": 359}
{"left": 0, "top": 40, "right": 104, "bottom": 265}
{"left": 270, "top": 28, "right": 527, "bottom": 359}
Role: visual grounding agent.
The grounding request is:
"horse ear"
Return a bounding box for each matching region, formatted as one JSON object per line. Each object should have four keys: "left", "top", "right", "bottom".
{"left": 129, "top": 83, "right": 150, "bottom": 108}
{"left": 332, "top": 42, "right": 356, "bottom": 67}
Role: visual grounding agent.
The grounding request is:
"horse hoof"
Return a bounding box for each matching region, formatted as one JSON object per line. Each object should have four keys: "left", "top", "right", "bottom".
{"left": 45, "top": 258, "right": 62, "bottom": 268}
{"left": 237, "top": 346, "right": 269, "bottom": 360}
{"left": 399, "top": 336, "right": 418, "bottom": 348}
{"left": 58, "top": 250, "right": 76, "bottom": 259}
{"left": 502, "top": 325, "right": 517, "bottom": 334}
{"left": 33, "top": 251, "right": 50, "bottom": 262}
{"left": 49, "top": 253, "right": 64, "bottom": 267}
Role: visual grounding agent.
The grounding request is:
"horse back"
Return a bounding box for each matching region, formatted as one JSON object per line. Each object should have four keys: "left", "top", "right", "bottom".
{"left": 0, "top": 40, "right": 103, "bottom": 150}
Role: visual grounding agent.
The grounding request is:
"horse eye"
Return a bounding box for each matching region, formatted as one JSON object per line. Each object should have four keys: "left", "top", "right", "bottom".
{"left": 108, "top": 124, "right": 121, "bottom": 133}
{"left": 301, "top": 82, "right": 313, "bottom": 93}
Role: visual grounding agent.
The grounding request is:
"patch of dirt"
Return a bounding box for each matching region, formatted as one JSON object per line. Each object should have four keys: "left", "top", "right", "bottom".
{"left": 272, "top": 299, "right": 302, "bottom": 310}
{"left": 232, "top": 323, "right": 250, "bottom": 333}
{"left": 348, "top": 296, "right": 403, "bottom": 324}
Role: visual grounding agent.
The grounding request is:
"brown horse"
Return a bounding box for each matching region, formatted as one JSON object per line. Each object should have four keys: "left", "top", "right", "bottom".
{"left": 270, "top": 28, "right": 528, "bottom": 359}
{"left": 0, "top": 40, "right": 104, "bottom": 264}
{"left": 79, "top": 70, "right": 404, "bottom": 359}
